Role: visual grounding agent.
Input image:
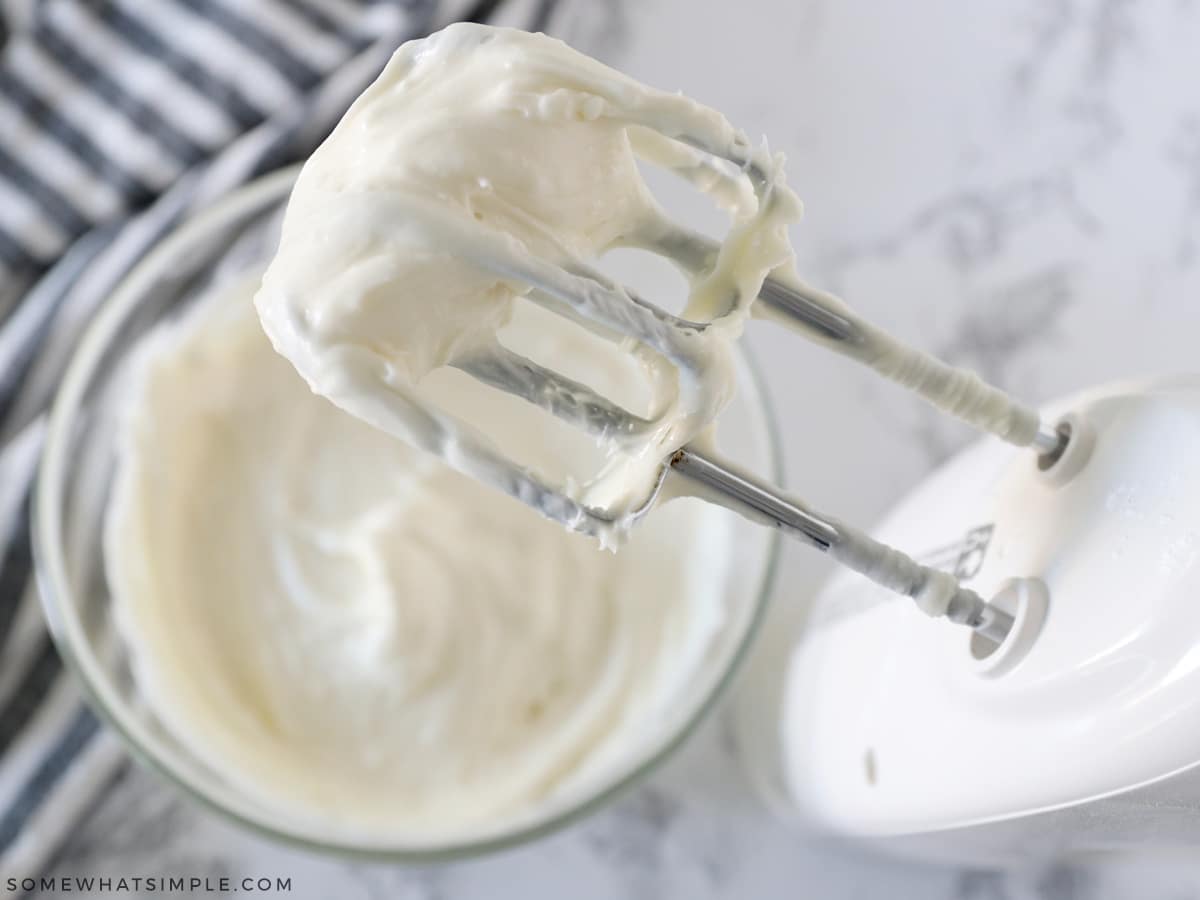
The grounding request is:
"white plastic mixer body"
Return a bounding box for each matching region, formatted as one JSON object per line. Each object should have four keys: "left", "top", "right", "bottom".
{"left": 758, "top": 374, "right": 1200, "bottom": 865}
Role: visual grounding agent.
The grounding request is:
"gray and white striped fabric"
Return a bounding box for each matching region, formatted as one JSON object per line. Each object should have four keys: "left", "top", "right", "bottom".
{"left": 0, "top": 0, "right": 545, "bottom": 879}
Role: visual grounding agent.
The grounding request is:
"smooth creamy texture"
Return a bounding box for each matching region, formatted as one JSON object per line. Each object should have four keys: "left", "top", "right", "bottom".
{"left": 255, "top": 24, "right": 800, "bottom": 532}
{"left": 106, "top": 273, "right": 734, "bottom": 839}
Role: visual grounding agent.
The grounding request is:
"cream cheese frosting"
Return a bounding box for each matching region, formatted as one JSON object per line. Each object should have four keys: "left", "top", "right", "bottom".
{"left": 254, "top": 23, "right": 800, "bottom": 534}
{"left": 106, "top": 271, "right": 735, "bottom": 839}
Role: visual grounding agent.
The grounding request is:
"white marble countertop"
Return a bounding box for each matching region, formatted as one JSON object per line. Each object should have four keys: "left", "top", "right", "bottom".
{"left": 42, "top": 0, "right": 1200, "bottom": 896}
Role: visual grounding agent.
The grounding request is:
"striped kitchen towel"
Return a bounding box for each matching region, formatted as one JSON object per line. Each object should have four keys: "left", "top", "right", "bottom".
{"left": 0, "top": 0, "right": 555, "bottom": 881}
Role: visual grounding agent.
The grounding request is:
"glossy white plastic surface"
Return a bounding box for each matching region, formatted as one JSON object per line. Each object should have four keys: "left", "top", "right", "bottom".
{"left": 778, "top": 374, "right": 1200, "bottom": 863}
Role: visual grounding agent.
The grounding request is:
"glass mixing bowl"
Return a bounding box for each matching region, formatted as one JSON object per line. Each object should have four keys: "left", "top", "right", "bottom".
{"left": 34, "top": 167, "right": 783, "bottom": 861}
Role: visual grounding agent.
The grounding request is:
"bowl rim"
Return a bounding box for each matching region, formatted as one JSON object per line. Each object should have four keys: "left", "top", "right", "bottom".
{"left": 33, "top": 165, "right": 785, "bottom": 862}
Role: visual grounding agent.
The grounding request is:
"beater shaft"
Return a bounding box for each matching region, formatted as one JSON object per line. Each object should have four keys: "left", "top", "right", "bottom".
{"left": 756, "top": 275, "right": 1068, "bottom": 463}
{"left": 670, "top": 447, "right": 1014, "bottom": 644}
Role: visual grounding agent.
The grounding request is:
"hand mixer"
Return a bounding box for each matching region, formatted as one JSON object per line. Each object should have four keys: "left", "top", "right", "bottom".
{"left": 254, "top": 26, "right": 1200, "bottom": 858}
{"left": 377, "top": 135, "right": 1072, "bottom": 650}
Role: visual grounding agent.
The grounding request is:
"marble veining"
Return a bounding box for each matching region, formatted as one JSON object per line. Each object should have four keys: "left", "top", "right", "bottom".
{"left": 34, "top": 0, "right": 1200, "bottom": 896}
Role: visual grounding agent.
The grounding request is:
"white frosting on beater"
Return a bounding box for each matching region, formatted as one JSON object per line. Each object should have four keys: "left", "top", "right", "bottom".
{"left": 255, "top": 23, "right": 800, "bottom": 532}
{"left": 106, "top": 273, "right": 735, "bottom": 839}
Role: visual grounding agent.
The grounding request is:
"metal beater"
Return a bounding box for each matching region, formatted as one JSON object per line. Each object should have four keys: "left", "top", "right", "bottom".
{"left": 373, "top": 133, "right": 1070, "bottom": 648}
